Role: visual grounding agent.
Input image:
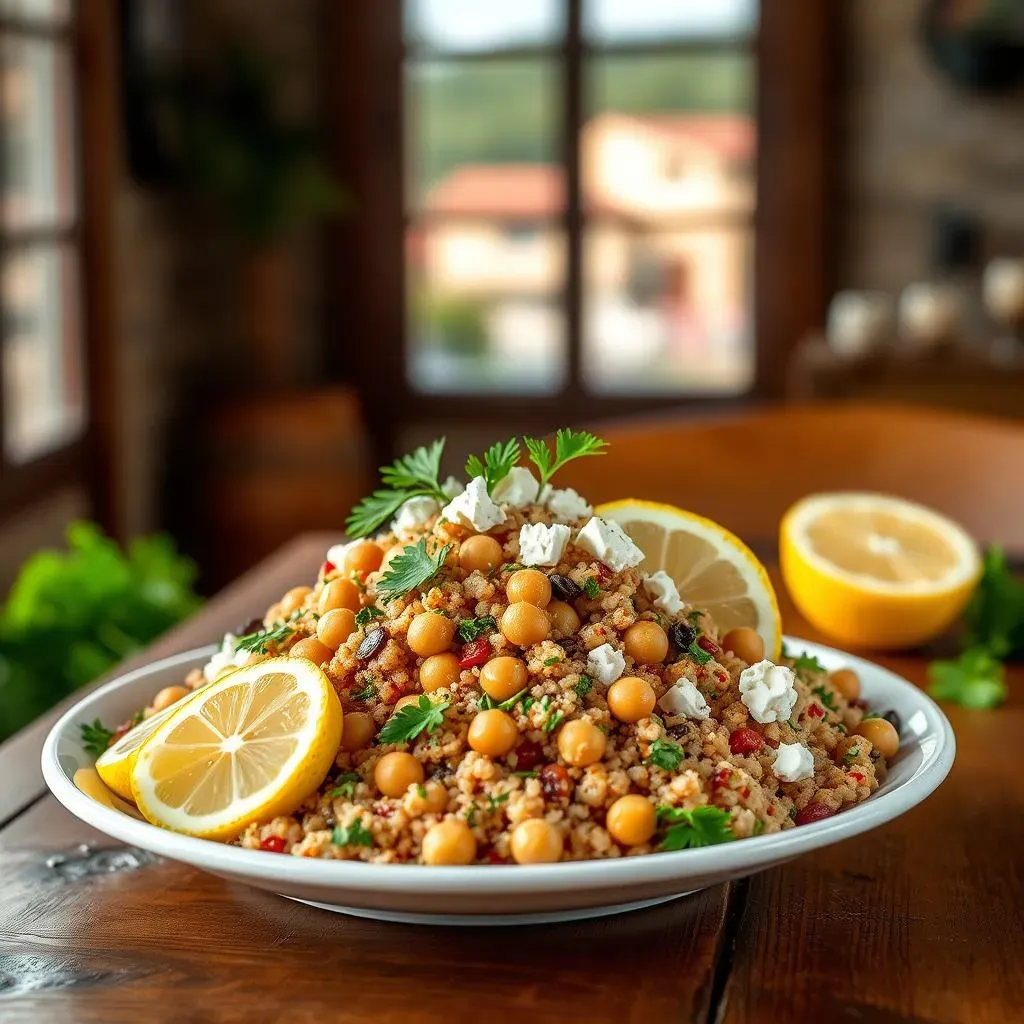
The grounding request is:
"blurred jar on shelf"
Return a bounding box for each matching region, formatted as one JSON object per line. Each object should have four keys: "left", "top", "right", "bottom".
{"left": 898, "top": 282, "right": 964, "bottom": 352}
{"left": 825, "top": 291, "right": 894, "bottom": 359}
{"left": 983, "top": 257, "right": 1024, "bottom": 366}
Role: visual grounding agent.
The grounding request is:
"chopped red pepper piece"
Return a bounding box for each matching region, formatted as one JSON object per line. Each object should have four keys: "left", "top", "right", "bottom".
{"left": 320, "top": 560, "right": 336, "bottom": 578}
{"left": 807, "top": 703, "right": 825, "bottom": 719}
{"left": 849, "top": 771, "right": 865, "bottom": 783}
{"left": 594, "top": 561, "right": 613, "bottom": 583}
{"left": 458, "top": 638, "right": 491, "bottom": 668}
{"left": 260, "top": 836, "right": 287, "bottom": 853}
{"left": 712, "top": 767, "right": 733, "bottom": 787}
{"left": 697, "top": 636, "right": 720, "bottom": 655}
{"left": 729, "top": 727, "right": 762, "bottom": 755}
{"left": 794, "top": 803, "right": 835, "bottom": 826}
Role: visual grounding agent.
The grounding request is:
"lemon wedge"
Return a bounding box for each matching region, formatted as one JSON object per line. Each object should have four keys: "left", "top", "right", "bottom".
{"left": 95, "top": 693, "right": 199, "bottom": 801}
{"left": 131, "top": 657, "right": 343, "bottom": 841}
{"left": 597, "top": 499, "right": 782, "bottom": 660}
{"left": 780, "top": 492, "right": 981, "bottom": 649}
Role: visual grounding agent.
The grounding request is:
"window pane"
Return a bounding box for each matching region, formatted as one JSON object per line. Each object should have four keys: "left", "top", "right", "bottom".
{"left": 407, "top": 59, "right": 563, "bottom": 208}
{"left": 407, "top": 222, "right": 566, "bottom": 394}
{"left": 1, "top": 36, "right": 77, "bottom": 229}
{"left": 3, "top": 245, "right": 84, "bottom": 462}
{"left": 0, "top": 0, "right": 71, "bottom": 24}
{"left": 582, "top": 225, "right": 753, "bottom": 395}
{"left": 584, "top": 0, "right": 757, "bottom": 44}
{"left": 406, "top": 0, "right": 563, "bottom": 53}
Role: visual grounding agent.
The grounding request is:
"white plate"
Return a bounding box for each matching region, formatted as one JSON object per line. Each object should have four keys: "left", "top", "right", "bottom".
{"left": 42, "top": 638, "right": 955, "bottom": 926}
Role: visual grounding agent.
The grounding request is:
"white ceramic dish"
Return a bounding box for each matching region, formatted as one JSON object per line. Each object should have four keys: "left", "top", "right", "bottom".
{"left": 42, "top": 638, "right": 955, "bottom": 926}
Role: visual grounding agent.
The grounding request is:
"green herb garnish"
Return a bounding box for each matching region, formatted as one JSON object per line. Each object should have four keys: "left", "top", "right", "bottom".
{"left": 812, "top": 685, "right": 837, "bottom": 711}
{"left": 355, "top": 606, "right": 384, "bottom": 628}
{"left": 842, "top": 747, "right": 861, "bottom": 766}
{"left": 332, "top": 819, "right": 374, "bottom": 847}
{"left": 352, "top": 679, "right": 377, "bottom": 701}
{"left": 788, "top": 649, "right": 827, "bottom": 675}
{"left": 686, "top": 610, "right": 705, "bottom": 624}
{"left": 235, "top": 614, "right": 300, "bottom": 654}
{"left": 466, "top": 805, "right": 477, "bottom": 827}
{"left": 487, "top": 792, "right": 510, "bottom": 810}
{"left": 512, "top": 769, "right": 538, "bottom": 778}
{"left": 416, "top": 783, "right": 428, "bottom": 798}
{"left": 646, "top": 738, "right": 683, "bottom": 772}
{"left": 752, "top": 819, "right": 765, "bottom": 837}
{"left": 465, "top": 438, "right": 521, "bottom": 495}
{"left": 542, "top": 710, "right": 565, "bottom": 733}
{"left": 498, "top": 688, "right": 529, "bottom": 711}
{"left": 376, "top": 538, "right": 452, "bottom": 603}
{"left": 378, "top": 694, "right": 451, "bottom": 745}
{"left": 80, "top": 719, "right": 114, "bottom": 758}
{"left": 328, "top": 771, "right": 361, "bottom": 799}
{"left": 524, "top": 428, "right": 607, "bottom": 488}
{"left": 543, "top": 656, "right": 561, "bottom": 667}
{"left": 574, "top": 674, "right": 594, "bottom": 698}
{"left": 457, "top": 614, "right": 497, "bottom": 643}
{"left": 928, "top": 648, "right": 1006, "bottom": 710}
{"left": 657, "top": 805, "right": 734, "bottom": 850}
{"left": 582, "top": 577, "right": 600, "bottom": 599}
{"left": 688, "top": 639, "right": 712, "bottom": 665}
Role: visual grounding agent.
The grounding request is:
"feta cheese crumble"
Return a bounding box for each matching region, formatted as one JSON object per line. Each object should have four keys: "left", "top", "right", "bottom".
{"left": 574, "top": 516, "right": 645, "bottom": 572}
{"left": 643, "top": 571, "right": 684, "bottom": 614}
{"left": 519, "top": 522, "right": 571, "bottom": 567}
{"left": 440, "top": 476, "right": 506, "bottom": 532}
{"left": 391, "top": 494, "right": 439, "bottom": 533}
{"left": 540, "top": 484, "right": 592, "bottom": 521}
{"left": 325, "top": 540, "right": 356, "bottom": 567}
{"left": 658, "top": 678, "right": 710, "bottom": 720}
{"left": 773, "top": 742, "right": 815, "bottom": 782}
{"left": 586, "top": 643, "right": 626, "bottom": 685}
{"left": 738, "top": 660, "right": 799, "bottom": 724}
{"left": 203, "top": 633, "right": 251, "bottom": 683}
{"left": 491, "top": 466, "right": 539, "bottom": 508}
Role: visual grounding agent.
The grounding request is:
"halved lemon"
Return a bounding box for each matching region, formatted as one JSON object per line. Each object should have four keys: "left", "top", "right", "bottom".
{"left": 131, "top": 657, "right": 342, "bottom": 841}
{"left": 96, "top": 693, "right": 201, "bottom": 801}
{"left": 597, "top": 499, "right": 782, "bottom": 660}
{"left": 780, "top": 492, "right": 981, "bottom": 649}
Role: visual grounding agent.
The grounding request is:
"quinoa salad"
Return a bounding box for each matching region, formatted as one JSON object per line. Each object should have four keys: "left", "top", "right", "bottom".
{"left": 99, "top": 430, "right": 901, "bottom": 865}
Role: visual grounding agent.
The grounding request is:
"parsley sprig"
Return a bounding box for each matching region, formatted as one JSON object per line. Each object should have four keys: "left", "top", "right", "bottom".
{"left": 783, "top": 645, "right": 827, "bottom": 675}
{"left": 332, "top": 818, "right": 374, "bottom": 847}
{"left": 80, "top": 719, "right": 114, "bottom": 758}
{"left": 647, "top": 738, "right": 683, "bottom": 772}
{"left": 355, "top": 606, "right": 384, "bottom": 628}
{"left": 574, "top": 674, "right": 594, "bottom": 697}
{"left": 235, "top": 612, "right": 301, "bottom": 654}
{"left": 524, "top": 428, "right": 607, "bottom": 489}
{"left": 657, "top": 805, "right": 734, "bottom": 851}
{"left": 928, "top": 648, "right": 1006, "bottom": 710}
{"left": 465, "top": 438, "right": 521, "bottom": 495}
{"left": 328, "top": 771, "right": 361, "bottom": 799}
{"left": 457, "top": 615, "right": 497, "bottom": 643}
{"left": 376, "top": 539, "right": 452, "bottom": 603}
{"left": 346, "top": 440, "right": 448, "bottom": 538}
{"left": 379, "top": 694, "right": 451, "bottom": 745}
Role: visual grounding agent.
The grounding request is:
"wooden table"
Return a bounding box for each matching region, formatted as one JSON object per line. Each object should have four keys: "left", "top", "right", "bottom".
{"left": 2, "top": 533, "right": 1021, "bottom": 1024}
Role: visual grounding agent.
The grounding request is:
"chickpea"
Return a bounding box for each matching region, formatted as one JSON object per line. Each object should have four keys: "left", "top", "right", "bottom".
{"left": 505, "top": 569, "right": 552, "bottom": 608}
{"left": 459, "top": 534, "right": 504, "bottom": 573}
{"left": 318, "top": 578, "right": 361, "bottom": 615}
{"left": 854, "top": 717, "right": 899, "bottom": 759}
{"left": 510, "top": 818, "right": 564, "bottom": 864}
{"left": 407, "top": 612, "right": 456, "bottom": 657}
{"left": 374, "top": 751, "right": 425, "bottom": 798}
{"left": 281, "top": 586, "right": 312, "bottom": 616}
{"left": 344, "top": 541, "right": 384, "bottom": 578}
{"left": 548, "top": 600, "right": 581, "bottom": 635}
{"left": 721, "top": 626, "right": 765, "bottom": 665}
{"left": 624, "top": 621, "right": 669, "bottom": 665}
{"left": 340, "top": 711, "right": 376, "bottom": 751}
{"left": 606, "top": 795, "right": 657, "bottom": 846}
{"left": 556, "top": 718, "right": 607, "bottom": 767}
{"left": 468, "top": 709, "right": 519, "bottom": 758}
{"left": 152, "top": 685, "right": 189, "bottom": 713}
{"left": 394, "top": 694, "right": 425, "bottom": 712}
{"left": 380, "top": 544, "right": 407, "bottom": 573}
{"left": 422, "top": 780, "right": 449, "bottom": 814}
{"left": 317, "top": 608, "right": 357, "bottom": 650}
{"left": 830, "top": 668, "right": 861, "bottom": 702}
{"left": 420, "top": 653, "right": 461, "bottom": 692}
{"left": 500, "top": 602, "right": 550, "bottom": 648}
{"left": 290, "top": 636, "right": 334, "bottom": 665}
{"left": 421, "top": 819, "right": 477, "bottom": 865}
{"left": 607, "top": 676, "right": 656, "bottom": 723}
{"left": 479, "top": 656, "right": 529, "bottom": 701}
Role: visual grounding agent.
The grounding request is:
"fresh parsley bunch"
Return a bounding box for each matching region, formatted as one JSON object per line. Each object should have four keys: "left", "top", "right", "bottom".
{"left": 657, "top": 806, "right": 734, "bottom": 851}
{"left": 376, "top": 539, "right": 452, "bottom": 603}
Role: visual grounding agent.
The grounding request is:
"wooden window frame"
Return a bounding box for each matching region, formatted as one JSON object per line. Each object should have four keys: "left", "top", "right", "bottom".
{"left": 324, "top": 1, "right": 835, "bottom": 456}
{"left": 0, "top": 1, "right": 118, "bottom": 533}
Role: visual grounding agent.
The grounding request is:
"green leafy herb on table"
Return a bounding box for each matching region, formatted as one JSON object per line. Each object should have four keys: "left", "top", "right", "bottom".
{"left": 456, "top": 615, "right": 497, "bottom": 643}
{"left": 657, "top": 805, "right": 734, "bottom": 851}
{"left": 379, "top": 694, "right": 451, "bottom": 745}
{"left": 332, "top": 819, "right": 374, "bottom": 848}
{"left": 928, "top": 546, "right": 1023, "bottom": 710}
{"left": 647, "top": 738, "right": 683, "bottom": 772}
{"left": 465, "top": 438, "right": 521, "bottom": 495}
{"left": 0, "top": 522, "right": 201, "bottom": 743}
{"left": 81, "top": 719, "right": 115, "bottom": 758}
{"left": 376, "top": 539, "right": 452, "bottom": 603}
{"left": 524, "top": 429, "right": 607, "bottom": 488}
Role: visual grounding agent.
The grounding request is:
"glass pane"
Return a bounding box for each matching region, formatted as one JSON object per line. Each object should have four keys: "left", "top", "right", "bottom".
{"left": 406, "top": 0, "right": 563, "bottom": 53}
{"left": 0, "top": 0, "right": 72, "bottom": 24}
{"left": 407, "top": 222, "right": 566, "bottom": 394}
{"left": 2, "top": 245, "right": 84, "bottom": 462}
{"left": 582, "top": 225, "right": 754, "bottom": 394}
{"left": 407, "top": 58, "right": 563, "bottom": 209}
{"left": 584, "top": 0, "right": 757, "bottom": 44}
{"left": 1, "top": 36, "right": 77, "bottom": 229}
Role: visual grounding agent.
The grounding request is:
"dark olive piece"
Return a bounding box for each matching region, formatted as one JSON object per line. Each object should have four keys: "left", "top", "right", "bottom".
{"left": 882, "top": 709, "right": 902, "bottom": 733}
{"left": 549, "top": 574, "right": 582, "bottom": 602}
{"left": 237, "top": 618, "right": 264, "bottom": 637}
{"left": 356, "top": 626, "right": 387, "bottom": 660}
{"left": 669, "top": 622, "right": 697, "bottom": 651}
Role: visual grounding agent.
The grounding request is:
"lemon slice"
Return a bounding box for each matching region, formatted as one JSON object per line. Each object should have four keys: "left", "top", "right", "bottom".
{"left": 74, "top": 767, "right": 145, "bottom": 819}
{"left": 780, "top": 492, "right": 981, "bottom": 649}
{"left": 96, "top": 694, "right": 199, "bottom": 801}
{"left": 597, "top": 499, "right": 782, "bottom": 659}
{"left": 131, "top": 657, "right": 343, "bottom": 841}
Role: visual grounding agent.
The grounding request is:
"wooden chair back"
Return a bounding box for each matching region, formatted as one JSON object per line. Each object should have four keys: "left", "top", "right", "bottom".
{"left": 559, "top": 404, "right": 1024, "bottom": 551}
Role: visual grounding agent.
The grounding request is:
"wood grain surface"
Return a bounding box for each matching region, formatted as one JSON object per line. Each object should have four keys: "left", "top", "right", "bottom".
{"left": 1, "top": 521, "right": 1021, "bottom": 1023}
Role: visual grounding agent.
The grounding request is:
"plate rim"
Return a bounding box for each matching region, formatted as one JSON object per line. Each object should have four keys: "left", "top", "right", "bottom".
{"left": 41, "top": 636, "right": 956, "bottom": 895}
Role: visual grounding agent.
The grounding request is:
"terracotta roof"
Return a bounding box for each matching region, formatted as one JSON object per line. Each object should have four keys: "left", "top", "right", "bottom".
{"left": 609, "top": 113, "right": 756, "bottom": 161}
{"left": 423, "top": 164, "right": 565, "bottom": 218}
